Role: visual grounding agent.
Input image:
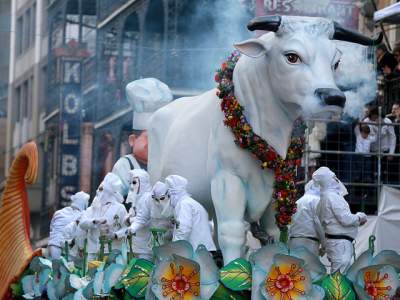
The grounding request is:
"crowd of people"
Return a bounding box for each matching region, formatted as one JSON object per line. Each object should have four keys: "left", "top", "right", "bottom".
{"left": 48, "top": 171, "right": 216, "bottom": 262}
{"left": 377, "top": 43, "right": 400, "bottom": 79}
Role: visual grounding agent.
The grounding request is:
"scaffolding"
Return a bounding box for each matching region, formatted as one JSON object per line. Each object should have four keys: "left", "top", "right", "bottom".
{"left": 301, "top": 108, "right": 400, "bottom": 214}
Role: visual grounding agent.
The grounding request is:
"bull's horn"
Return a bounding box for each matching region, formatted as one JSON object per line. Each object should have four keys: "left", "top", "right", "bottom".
{"left": 247, "top": 15, "right": 282, "bottom": 32}
{"left": 332, "top": 22, "right": 383, "bottom": 46}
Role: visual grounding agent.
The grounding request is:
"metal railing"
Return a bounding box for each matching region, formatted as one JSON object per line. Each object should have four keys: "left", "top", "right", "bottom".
{"left": 301, "top": 111, "right": 400, "bottom": 214}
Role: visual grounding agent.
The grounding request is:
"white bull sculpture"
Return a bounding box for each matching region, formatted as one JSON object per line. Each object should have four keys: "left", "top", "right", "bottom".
{"left": 148, "top": 15, "right": 381, "bottom": 264}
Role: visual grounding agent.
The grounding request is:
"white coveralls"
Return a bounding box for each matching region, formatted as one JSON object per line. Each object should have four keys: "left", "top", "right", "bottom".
{"left": 62, "top": 216, "right": 87, "bottom": 258}
{"left": 48, "top": 191, "right": 90, "bottom": 259}
{"left": 289, "top": 180, "right": 324, "bottom": 256}
{"left": 127, "top": 181, "right": 174, "bottom": 255}
{"left": 313, "top": 167, "right": 367, "bottom": 273}
{"left": 165, "top": 175, "right": 216, "bottom": 251}
{"left": 80, "top": 173, "right": 128, "bottom": 260}
{"left": 116, "top": 169, "right": 153, "bottom": 259}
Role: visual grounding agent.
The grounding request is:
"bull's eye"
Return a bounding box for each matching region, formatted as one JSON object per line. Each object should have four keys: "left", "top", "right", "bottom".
{"left": 285, "top": 53, "right": 301, "bottom": 64}
{"left": 334, "top": 60, "right": 340, "bottom": 70}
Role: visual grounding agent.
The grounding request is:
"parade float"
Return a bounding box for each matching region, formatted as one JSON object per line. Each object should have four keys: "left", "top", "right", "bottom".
{"left": 3, "top": 15, "right": 400, "bottom": 300}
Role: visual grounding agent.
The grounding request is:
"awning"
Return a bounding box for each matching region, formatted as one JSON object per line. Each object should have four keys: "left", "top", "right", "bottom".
{"left": 374, "top": 2, "right": 400, "bottom": 24}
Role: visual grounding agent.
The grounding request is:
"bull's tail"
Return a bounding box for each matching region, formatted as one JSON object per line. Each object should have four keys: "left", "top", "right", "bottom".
{"left": 0, "top": 141, "right": 40, "bottom": 299}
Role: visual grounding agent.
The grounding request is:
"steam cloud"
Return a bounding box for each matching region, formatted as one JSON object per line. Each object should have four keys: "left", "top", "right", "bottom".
{"left": 335, "top": 42, "right": 377, "bottom": 119}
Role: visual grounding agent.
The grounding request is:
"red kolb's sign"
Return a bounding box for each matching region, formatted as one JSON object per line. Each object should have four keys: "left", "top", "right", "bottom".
{"left": 257, "top": 0, "right": 359, "bottom": 30}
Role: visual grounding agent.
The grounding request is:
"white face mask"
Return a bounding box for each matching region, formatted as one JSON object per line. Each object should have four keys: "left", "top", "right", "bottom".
{"left": 153, "top": 193, "right": 173, "bottom": 217}
{"left": 126, "top": 189, "right": 138, "bottom": 205}
{"left": 126, "top": 176, "right": 140, "bottom": 204}
{"left": 97, "top": 185, "right": 113, "bottom": 205}
{"left": 334, "top": 176, "right": 348, "bottom": 196}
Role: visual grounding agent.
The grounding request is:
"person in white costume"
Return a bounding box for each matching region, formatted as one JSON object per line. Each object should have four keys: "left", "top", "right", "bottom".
{"left": 62, "top": 215, "right": 87, "bottom": 259}
{"left": 115, "top": 169, "right": 153, "bottom": 259}
{"left": 165, "top": 175, "right": 216, "bottom": 251}
{"left": 313, "top": 167, "right": 367, "bottom": 273}
{"left": 79, "top": 173, "right": 128, "bottom": 260}
{"left": 126, "top": 181, "right": 174, "bottom": 252}
{"left": 48, "top": 191, "right": 90, "bottom": 259}
{"left": 289, "top": 180, "right": 324, "bottom": 256}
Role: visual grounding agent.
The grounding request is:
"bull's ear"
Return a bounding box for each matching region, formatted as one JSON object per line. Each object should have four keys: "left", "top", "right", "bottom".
{"left": 234, "top": 39, "right": 268, "bottom": 58}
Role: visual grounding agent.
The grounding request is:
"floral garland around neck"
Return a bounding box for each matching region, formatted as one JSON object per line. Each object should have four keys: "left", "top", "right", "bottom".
{"left": 215, "top": 51, "right": 305, "bottom": 242}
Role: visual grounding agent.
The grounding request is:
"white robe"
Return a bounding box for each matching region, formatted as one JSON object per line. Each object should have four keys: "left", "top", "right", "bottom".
{"left": 313, "top": 167, "right": 365, "bottom": 273}
{"left": 48, "top": 207, "right": 82, "bottom": 248}
{"left": 172, "top": 195, "right": 216, "bottom": 251}
{"left": 129, "top": 195, "right": 174, "bottom": 248}
{"left": 289, "top": 191, "right": 323, "bottom": 255}
{"left": 79, "top": 202, "right": 127, "bottom": 256}
{"left": 62, "top": 219, "right": 87, "bottom": 258}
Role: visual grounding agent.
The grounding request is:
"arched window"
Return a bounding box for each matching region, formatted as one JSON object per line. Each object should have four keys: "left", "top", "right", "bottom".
{"left": 82, "top": 0, "right": 97, "bottom": 56}
{"left": 141, "top": 0, "right": 165, "bottom": 80}
{"left": 65, "top": 0, "right": 79, "bottom": 44}
{"left": 122, "top": 13, "right": 140, "bottom": 83}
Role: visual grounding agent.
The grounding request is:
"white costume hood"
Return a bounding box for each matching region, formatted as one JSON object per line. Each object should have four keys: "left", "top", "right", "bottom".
{"left": 312, "top": 166, "right": 348, "bottom": 196}
{"left": 165, "top": 175, "right": 189, "bottom": 207}
{"left": 70, "top": 191, "right": 90, "bottom": 211}
{"left": 304, "top": 180, "right": 320, "bottom": 196}
{"left": 95, "top": 173, "right": 125, "bottom": 206}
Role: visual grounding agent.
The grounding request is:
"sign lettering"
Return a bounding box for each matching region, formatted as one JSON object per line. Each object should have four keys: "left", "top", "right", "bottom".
{"left": 58, "top": 59, "right": 82, "bottom": 208}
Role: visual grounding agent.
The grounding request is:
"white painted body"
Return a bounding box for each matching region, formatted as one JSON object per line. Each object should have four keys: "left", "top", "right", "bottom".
{"left": 148, "top": 16, "right": 346, "bottom": 264}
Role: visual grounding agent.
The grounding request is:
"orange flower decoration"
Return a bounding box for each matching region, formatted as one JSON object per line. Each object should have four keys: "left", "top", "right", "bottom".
{"left": 354, "top": 265, "right": 399, "bottom": 300}
{"left": 154, "top": 255, "right": 200, "bottom": 300}
{"left": 263, "top": 255, "right": 311, "bottom": 300}
{"left": 363, "top": 270, "right": 392, "bottom": 299}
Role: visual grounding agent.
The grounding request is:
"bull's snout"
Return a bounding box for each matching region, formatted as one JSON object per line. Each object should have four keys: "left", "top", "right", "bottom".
{"left": 315, "top": 88, "right": 346, "bottom": 108}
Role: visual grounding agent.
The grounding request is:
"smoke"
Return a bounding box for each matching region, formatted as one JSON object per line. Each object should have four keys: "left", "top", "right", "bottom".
{"left": 177, "top": 0, "right": 252, "bottom": 89}
{"left": 174, "top": 1, "right": 376, "bottom": 120}
{"left": 334, "top": 42, "right": 377, "bottom": 119}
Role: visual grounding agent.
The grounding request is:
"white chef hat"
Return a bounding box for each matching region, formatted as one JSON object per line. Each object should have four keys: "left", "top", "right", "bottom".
{"left": 126, "top": 78, "right": 173, "bottom": 130}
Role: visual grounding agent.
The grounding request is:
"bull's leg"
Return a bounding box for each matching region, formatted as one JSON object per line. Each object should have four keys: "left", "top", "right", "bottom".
{"left": 259, "top": 200, "right": 280, "bottom": 242}
{"left": 211, "top": 170, "right": 246, "bottom": 265}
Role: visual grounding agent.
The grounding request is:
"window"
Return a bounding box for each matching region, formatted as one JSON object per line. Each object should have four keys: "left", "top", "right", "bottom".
{"left": 16, "top": 16, "right": 23, "bottom": 55}
{"left": 22, "top": 80, "right": 28, "bottom": 119}
{"left": 65, "top": 0, "right": 79, "bottom": 43}
{"left": 24, "top": 8, "right": 31, "bottom": 50}
{"left": 40, "top": 66, "right": 47, "bottom": 110}
{"left": 31, "top": 3, "right": 36, "bottom": 46}
{"left": 15, "top": 86, "right": 21, "bottom": 122}
{"left": 28, "top": 76, "right": 34, "bottom": 119}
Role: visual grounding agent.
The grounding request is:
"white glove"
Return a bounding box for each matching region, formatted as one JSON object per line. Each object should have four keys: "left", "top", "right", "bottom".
{"left": 356, "top": 212, "right": 367, "bottom": 225}
{"left": 115, "top": 228, "right": 128, "bottom": 239}
{"left": 126, "top": 227, "right": 136, "bottom": 236}
{"left": 124, "top": 215, "right": 132, "bottom": 226}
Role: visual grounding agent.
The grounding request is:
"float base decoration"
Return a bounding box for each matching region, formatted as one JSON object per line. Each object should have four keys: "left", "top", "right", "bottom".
{"left": 9, "top": 239, "right": 400, "bottom": 299}
{"left": 0, "top": 142, "right": 40, "bottom": 299}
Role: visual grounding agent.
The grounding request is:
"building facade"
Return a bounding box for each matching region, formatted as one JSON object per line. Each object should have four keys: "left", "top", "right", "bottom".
{"left": 0, "top": 0, "right": 11, "bottom": 188}
{"left": 6, "top": 0, "right": 48, "bottom": 243}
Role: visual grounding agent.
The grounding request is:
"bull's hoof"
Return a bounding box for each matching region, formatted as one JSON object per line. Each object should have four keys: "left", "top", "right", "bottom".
{"left": 250, "top": 222, "right": 274, "bottom": 245}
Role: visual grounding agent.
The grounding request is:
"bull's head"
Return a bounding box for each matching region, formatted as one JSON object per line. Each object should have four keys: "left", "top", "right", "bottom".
{"left": 234, "top": 15, "right": 382, "bottom": 119}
